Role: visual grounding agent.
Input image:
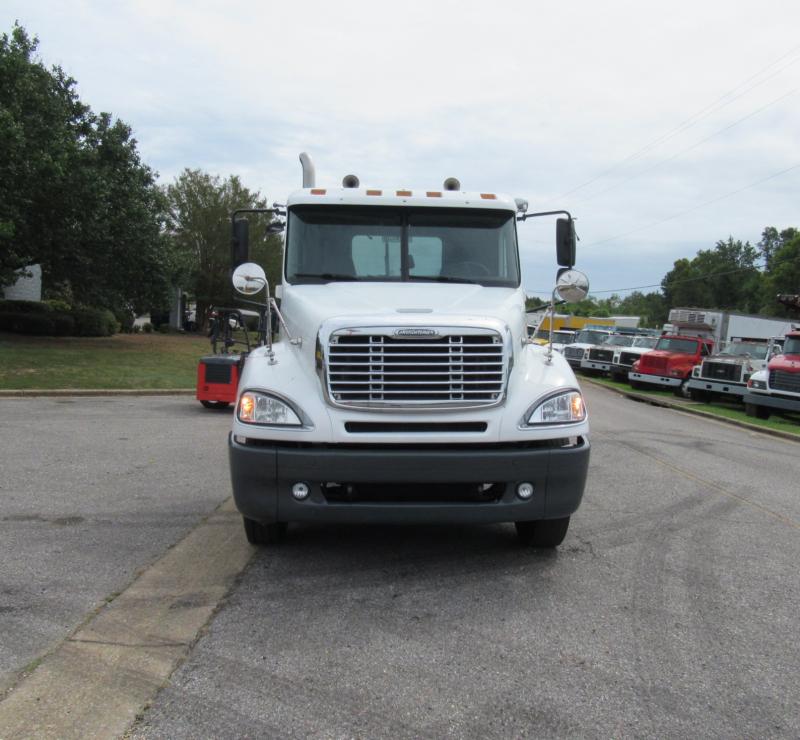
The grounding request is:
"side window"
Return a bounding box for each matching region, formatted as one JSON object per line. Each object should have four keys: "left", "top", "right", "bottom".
{"left": 351, "top": 236, "right": 401, "bottom": 277}
{"left": 409, "top": 236, "right": 443, "bottom": 276}
{"left": 701, "top": 343, "right": 711, "bottom": 356}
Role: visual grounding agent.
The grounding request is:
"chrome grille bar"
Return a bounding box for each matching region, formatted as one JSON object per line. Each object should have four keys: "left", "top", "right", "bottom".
{"left": 326, "top": 328, "right": 507, "bottom": 408}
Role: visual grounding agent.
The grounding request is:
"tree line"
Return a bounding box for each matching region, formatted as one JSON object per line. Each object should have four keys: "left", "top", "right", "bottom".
{"left": 529, "top": 228, "right": 800, "bottom": 327}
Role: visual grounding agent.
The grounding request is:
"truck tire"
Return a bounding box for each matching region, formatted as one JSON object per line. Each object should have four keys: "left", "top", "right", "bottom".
{"left": 515, "top": 517, "right": 570, "bottom": 548}
{"left": 200, "top": 400, "right": 230, "bottom": 409}
{"left": 674, "top": 379, "right": 691, "bottom": 398}
{"left": 689, "top": 388, "right": 711, "bottom": 403}
{"left": 745, "top": 403, "right": 770, "bottom": 420}
{"left": 243, "top": 517, "right": 287, "bottom": 545}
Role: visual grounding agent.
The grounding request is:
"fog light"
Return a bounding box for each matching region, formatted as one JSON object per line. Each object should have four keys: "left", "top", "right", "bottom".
{"left": 517, "top": 482, "right": 534, "bottom": 500}
{"left": 292, "top": 482, "right": 310, "bottom": 501}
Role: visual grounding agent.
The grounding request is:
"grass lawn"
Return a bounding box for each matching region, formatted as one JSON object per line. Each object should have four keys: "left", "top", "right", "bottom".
{"left": 0, "top": 332, "right": 215, "bottom": 390}
{"left": 585, "top": 374, "right": 800, "bottom": 437}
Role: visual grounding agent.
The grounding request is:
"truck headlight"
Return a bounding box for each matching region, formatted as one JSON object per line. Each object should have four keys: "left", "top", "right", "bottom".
{"left": 238, "top": 391, "right": 302, "bottom": 426}
{"left": 525, "top": 391, "right": 586, "bottom": 425}
{"left": 748, "top": 378, "right": 767, "bottom": 390}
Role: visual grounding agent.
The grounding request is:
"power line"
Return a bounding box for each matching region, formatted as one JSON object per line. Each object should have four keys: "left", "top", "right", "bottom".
{"left": 580, "top": 162, "right": 800, "bottom": 249}
{"left": 546, "top": 43, "right": 800, "bottom": 204}
{"left": 526, "top": 237, "right": 799, "bottom": 296}
{"left": 572, "top": 88, "right": 798, "bottom": 207}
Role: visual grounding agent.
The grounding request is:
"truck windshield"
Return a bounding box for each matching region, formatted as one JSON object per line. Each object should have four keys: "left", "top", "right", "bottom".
{"left": 601, "top": 335, "right": 634, "bottom": 347}
{"left": 574, "top": 330, "right": 608, "bottom": 344}
{"left": 655, "top": 337, "right": 698, "bottom": 353}
{"left": 784, "top": 336, "right": 800, "bottom": 354}
{"left": 719, "top": 342, "right": 768, "bottom": 359}
{"left": 285, "top": 205, "right": 520, "bottom": 286}
{"left": 633, "top": 337, "right": 658, "bottom": 349}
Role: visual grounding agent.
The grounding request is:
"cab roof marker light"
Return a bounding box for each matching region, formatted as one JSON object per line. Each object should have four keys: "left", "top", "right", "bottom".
{"left": 366, "top": 189, "right": 382, "bottom": 196}
{"left": 310, "top": 188, "right": 326, "bottom": 195}
{"left": 480, "top": 193, "right": 497, "bottom": 200}
{"left": 396, "top": 190, "right": 412, "bottom": 197}
{"left": 427, "top": 191, "right": 442, "bottom": 198}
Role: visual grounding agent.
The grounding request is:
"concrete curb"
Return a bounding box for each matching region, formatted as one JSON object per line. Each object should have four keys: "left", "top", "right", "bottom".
{"left": 0, "top": 388, "right": 195, "bottom": 398}
{"left": 582, "top": 377, "right": 800, "bottom": 444}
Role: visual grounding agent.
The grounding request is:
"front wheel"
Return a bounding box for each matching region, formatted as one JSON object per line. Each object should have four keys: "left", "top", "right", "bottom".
{"left": 243, "top": 517, "right": 287, "bottom": 545}
{"left": 515, "top": 517, "right": 570, "bottom": 548}
{"left": 674, "top": 379, "right": 691, "bottom": 398}
{"left": 745, "top": 403, "right": 771, "bottom": 420}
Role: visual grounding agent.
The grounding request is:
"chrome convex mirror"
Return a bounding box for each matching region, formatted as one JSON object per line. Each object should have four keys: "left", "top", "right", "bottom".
{"left": 232, "top": 262, "right": 268, "bottom": 296}
{"left": 554, "top": 269, "right": 589, "bottom": 303}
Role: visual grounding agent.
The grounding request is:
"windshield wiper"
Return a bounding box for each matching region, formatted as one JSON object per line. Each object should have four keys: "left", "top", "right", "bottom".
{"left": 293, "top": 272, "right": 361, "bottom": 282}
{"left": 410, "top": 275, "right": 479, "bottom": 284}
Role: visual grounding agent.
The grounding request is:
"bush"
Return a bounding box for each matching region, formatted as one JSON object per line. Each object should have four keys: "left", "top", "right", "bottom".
{"left": 142, "top": 322, "right": 153, "bottom": 333}
{"left": 156, "top": 323, "right": 171, "bottom": 334}
{"left": 51, "top": 313, "right": 75, "bottom": 336}
{"left": 0, "top": 299, "right": 52, "bottom": 315}
{"left": 44, "top": 299, "right": 72, "bottom": 313}
{"left": 132, "top": 324, "right": 141, "bottom": 333}
{"left": 0, "top": 312, "right": 55, "bottom": 335}
{"left": 71, "top": 306, "right": 118, "bottom": 337}
{"left": 113, "top": 307, "right": 135, "bottom": 333}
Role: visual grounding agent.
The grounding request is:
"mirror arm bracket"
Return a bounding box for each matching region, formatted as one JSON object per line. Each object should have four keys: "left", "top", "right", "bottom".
{"left": 518, "top": 209, "right": 573, "bottom": 222}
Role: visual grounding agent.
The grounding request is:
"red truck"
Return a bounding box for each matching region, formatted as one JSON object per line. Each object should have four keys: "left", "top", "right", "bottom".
{"left": 742, "top": 330, "right": 800, "bottom": 419}
{"left": 628, "top": 334, "right": 714, "bottom": 396}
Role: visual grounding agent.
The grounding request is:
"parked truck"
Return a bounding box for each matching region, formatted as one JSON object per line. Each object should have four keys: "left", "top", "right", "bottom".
{"left": 629, "top": 307, "right": 794, "bottom": 396}
{"left": 226, "top": 154, "right": 591, "bottom": 548}
{"left": 686, "top": 337, "right": 784, "bottom": 402}
{"left": 743, "top": 330, "right": 800, "bottom": 419}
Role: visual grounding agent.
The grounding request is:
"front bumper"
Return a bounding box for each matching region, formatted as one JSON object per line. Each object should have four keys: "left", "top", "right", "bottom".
{"left": 742, "top": 391, "right": 800, "bottom": 412}
{"left": 628, "top": 372, "right": 682, "bottom": 388}
{"left": 581, "top": 359, "right": 612, "bottom": 373}
{"left": 229, "top": 435, "right": 590, "bottom": 525}
{"left": 687, "top": 378, "right": 746, "bottom": 397}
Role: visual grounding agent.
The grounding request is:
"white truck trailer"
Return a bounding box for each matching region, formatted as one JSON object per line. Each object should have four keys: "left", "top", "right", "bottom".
{"left": 226, "top": 154, "right": 591, "bottom": 548}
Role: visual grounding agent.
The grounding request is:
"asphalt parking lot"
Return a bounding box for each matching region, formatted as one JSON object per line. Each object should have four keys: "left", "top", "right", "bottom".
{"left": 1, "top": 387, "right": 799, "bottom": 739}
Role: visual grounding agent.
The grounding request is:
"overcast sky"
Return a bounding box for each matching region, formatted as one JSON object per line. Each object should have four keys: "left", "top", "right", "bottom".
{"left": 5, "top": 1, "right": 799, "bottom": 299}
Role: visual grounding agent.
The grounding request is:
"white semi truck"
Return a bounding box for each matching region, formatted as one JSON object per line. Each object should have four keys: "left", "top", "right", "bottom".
{"left": 226, "top": 154, "right": 591, "bottom": 548}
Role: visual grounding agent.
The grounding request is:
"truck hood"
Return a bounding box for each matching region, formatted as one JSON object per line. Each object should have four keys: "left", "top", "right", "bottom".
{"left": 769, "top": 354, "right": 800, "bottom": 372}
{"left": 281, "top": 283, "right": 523, "bottom": 331}
{"left": 642, "top": 350, "right": 695, "bottom": 361}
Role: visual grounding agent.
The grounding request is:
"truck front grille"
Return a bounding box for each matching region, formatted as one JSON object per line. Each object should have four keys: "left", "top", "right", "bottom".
{"left": 701, "top": 361, "right": 741, "bottom": 382}
{"left": 589, "top": 348, "right": 613, "bottom": 362}
{"left": 770, "top": 370, "right": 800, "bottom": 394}
{"left": 619, "top": 351, "right": 640, "bottom": 367}
{"left": 640, "top": 355, "right": 667, "bottom": 372}
{"left": 326, "top": 329, "right": 506, "bottom": 408}
{"left": 564, "top": 346, "right": 584, "bottom": 361}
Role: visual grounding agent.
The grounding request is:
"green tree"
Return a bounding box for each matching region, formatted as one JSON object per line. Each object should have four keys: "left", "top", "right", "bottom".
{"left": 166, "top": 169, "right": 282, "bottom": 326}
{"left": 661, "top": 238, "right": 762, "bottom": 312}
{"left": 761, "top": 231, "right": 800, "bottom": 317}
{"left": 0, "top": 24, "right": 171, "bottom": 313}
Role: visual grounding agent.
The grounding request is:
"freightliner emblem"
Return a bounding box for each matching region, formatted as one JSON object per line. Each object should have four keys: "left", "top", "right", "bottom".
{"left": 394, "top": 328, "right": 439, "bottom": 339}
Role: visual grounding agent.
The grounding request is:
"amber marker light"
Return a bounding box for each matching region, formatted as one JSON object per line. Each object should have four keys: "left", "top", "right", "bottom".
{"left": 310, "top": 189, "right": 327, "bottom": 195}
{"left": 396, "top": 190, "right": 412, "bottom": 196}
{"left": 366, "top": 189, "right": 382, "bottom": 196}
{"left": 426, "top": 191, "right": 442, "bottom": 197}
{"left": 571, "top": 394, "right": 585, "bottom": 419}
{"left": 239, "top": 394, "right": 255, "bottom": 421}
{"left": 480, "top": 193, "right": 497, "bottom": 200}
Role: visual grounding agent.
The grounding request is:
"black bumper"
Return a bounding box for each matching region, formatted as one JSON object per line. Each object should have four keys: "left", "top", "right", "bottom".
{"left": 229, "top": 435, "right": 590, "bottom": 525}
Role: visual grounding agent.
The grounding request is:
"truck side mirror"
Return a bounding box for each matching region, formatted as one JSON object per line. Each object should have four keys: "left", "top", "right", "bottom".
{"left": 556, "top": 218, "right": 576, "bottom": 268}
{"left": 232, "top": 262, "right": 268, "bottom": 297}
{"left": 554, "top": 269, "right": 589, "bottom": 303}
{"left": 232, "top": 218, "right": 250, "bottom": 268}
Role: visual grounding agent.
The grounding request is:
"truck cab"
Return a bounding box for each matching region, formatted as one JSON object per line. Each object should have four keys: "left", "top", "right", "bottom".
{"left": 687, "top": 338, "right": 781, "bottom": 402}
{"left": 562, "top": 328, "right": 614, "bottom": 370}
{"left": 628, "top": 334, "right": 714, "bottom": 396}
{"left": 227, "top": 157, "right": 591, "bottom": 548}
{"left": 743, "top": 331, "right": 800, "bottom": 419}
